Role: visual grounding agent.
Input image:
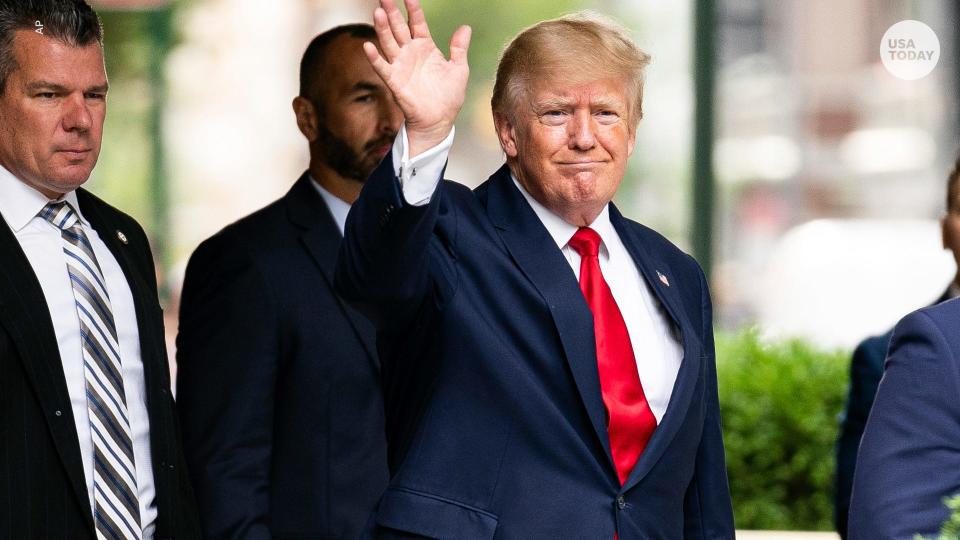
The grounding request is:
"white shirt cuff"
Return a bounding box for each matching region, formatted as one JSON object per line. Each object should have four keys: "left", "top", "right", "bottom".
{"left": 391, "top": 124, "right": 455, "bottom": 206}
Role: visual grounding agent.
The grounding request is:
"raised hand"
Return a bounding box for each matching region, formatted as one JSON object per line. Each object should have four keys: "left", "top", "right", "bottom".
{"left": 364, "top": 0, "right": 471, "bottom": 157}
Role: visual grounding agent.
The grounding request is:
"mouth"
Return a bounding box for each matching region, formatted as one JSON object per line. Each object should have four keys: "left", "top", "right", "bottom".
{"left": 57, "top": 149, "right": 92, "bottom": 160}
{"left": 370, "top": 143, "right": 392, "bottom": 159}
{"left": 557, "top": 160, "right": 605, "bottom": 167}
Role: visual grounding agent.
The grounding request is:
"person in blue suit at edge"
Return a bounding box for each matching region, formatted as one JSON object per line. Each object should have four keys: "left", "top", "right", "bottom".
{"left": 334, "top": 0, "right": 736, "bottom": 537}
{"left": 835, "top": 155, "right": 960, "bottom": 538}
{"left": 848, "top": 295, "right": 960, "bottom": 538}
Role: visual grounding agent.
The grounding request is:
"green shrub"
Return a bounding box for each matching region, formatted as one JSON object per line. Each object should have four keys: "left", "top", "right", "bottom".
{"left": 716, "top": 329, "right": 849, "bottom": 530}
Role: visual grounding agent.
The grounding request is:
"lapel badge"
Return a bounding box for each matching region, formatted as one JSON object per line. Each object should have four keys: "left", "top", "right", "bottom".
{"left": 657, "top": 270, "right": 670, "bottom": 287}
{"left": 116, "top": 230, "right": 128, "bottom": 245}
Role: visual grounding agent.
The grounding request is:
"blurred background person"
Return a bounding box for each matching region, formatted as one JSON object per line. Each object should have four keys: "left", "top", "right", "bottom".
{"left": 174, "top": 24, "right": 400, "bottom": 539}
{"left": 834, "top": 154, "right": 960, "bottom": 539}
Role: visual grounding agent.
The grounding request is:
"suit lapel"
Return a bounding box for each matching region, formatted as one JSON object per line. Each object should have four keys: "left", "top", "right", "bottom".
{"left": 77, "top": 190, "right": 164, "bottom": 380}
{"left": 610, "top": 206, "right": 704, "bottom": 492}
{"left": 286, "top": 175, "right": 379, "bottom": 370}
{"left": 483, "top": 167, "right": 614, "bottom": 472}
{"left": 0, "top": 213, "right": 94, "bottom": 529}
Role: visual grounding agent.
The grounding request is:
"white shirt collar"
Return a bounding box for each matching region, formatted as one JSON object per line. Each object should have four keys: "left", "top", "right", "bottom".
{"left": 0, "top": 163, "right": 87, "bottom": 232}
{"left": 308, "top": 174, "right": 352, "bottom": 235}
{"left": 510, "top": 174, "right": 615, "bottom": 256}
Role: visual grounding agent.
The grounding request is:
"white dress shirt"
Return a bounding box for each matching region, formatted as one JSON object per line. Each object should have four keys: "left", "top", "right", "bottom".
{"left": 0, "top": 165, "right": 157, "bottom": 538}
{"left": 310, "top": 175, "right": 352, "bottom": 235}
{"left": 391, "top": 125, "right": 683, "bottom": 422}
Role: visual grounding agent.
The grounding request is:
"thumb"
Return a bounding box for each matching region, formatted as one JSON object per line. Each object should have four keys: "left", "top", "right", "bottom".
{"left": 449, "top": 25, "right": 472, "bottom": 66}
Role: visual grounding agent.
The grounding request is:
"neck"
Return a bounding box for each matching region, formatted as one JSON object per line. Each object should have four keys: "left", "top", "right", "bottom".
{"left": 309, "top": 159, "right": 362, "bottom": 204}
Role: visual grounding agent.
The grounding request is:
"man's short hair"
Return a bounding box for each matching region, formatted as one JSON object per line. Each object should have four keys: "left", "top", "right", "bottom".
{"left": 0, "top": 0, "right": 102, "bottom": 94}
{"left": 491, "top": 11, "right": 651, "bottom": 128}
{"left": 299, "top": 23, "right": 376, "bottom": 105}
{"left": 948, "top": 153, "right": 960, "bottom": 213}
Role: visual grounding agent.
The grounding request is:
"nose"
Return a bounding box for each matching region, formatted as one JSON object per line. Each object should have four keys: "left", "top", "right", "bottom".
{"left": 568, "top": 109, "right": 596, "bottom": 151}
{"left": 380, "top": 98, "right": 403, "bottom": 136}
{"left": 62, "top": 94, "right": 92, "bottom": 133}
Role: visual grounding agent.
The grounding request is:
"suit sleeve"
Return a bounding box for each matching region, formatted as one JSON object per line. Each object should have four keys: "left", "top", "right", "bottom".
{"left": 848, "top": 309, "right": 960, "bottom": 539}
{"left": 335, "top": 153, "right": 447, "bottom": 326}
{"left": 683, "top": 264, "right": 735, "bottom": 538}
{"left": 834, "top": 335, "right": 887, "bottom": 537}
{"left": 175, "top": 232, "right": 278, "bottom": 540}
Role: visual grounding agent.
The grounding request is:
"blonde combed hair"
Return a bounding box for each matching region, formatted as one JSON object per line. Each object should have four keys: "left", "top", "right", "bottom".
{"left": 491, "top": 11, "right": 651, "bottom": 127}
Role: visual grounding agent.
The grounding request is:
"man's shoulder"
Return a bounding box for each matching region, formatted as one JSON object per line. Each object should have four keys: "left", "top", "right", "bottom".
{"left": 888, "top": 298, "right": 960, "bottom": 366}
{"left": 76, "top": 188, "right": 143, "bottom": 231}
{"left": 616, "top": 214, "right": 701, "bottom": 272}
{"left": 907, "top": 298, "right": 960, "bottom": 344}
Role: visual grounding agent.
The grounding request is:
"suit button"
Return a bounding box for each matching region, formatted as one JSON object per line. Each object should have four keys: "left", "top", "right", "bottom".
{"left": 616, "top": 495, "right": 626, "bottom": 510}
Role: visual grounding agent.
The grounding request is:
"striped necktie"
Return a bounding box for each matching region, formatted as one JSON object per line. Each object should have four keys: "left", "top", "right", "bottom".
{"left": 40, "top": 201, "right": 143, "bottom": 540}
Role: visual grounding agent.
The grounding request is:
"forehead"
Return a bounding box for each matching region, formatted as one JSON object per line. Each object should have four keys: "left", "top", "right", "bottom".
{"left": 320, "top": 35, "right": 380, "bottom": 93}
{"left": 9, "top": 29, "right": 106, "bottom": 86}
{"left": 527, "top": 76, "right": 629, "bottom": 106}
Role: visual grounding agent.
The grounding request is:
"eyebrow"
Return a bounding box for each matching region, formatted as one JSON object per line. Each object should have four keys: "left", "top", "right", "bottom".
{"left": 349, "top": 81, "right": 382, "bottom": 94}
{"left": 532, "top": 96, "right": 625, "bottom": 111}
{"left": 26, "top": 81, "right": 109, "bottom": 93}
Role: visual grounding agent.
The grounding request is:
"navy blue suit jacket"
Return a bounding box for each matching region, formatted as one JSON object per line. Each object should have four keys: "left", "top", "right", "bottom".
{"left": 835, "top": 289, "right": 952, "bottom": 538}
{"left": 176, "top": 175, "right": 388, "bottom": 539}
{"left": 849, "top": 297, "right": 960, "bottom": 538}
{"left": 335, "top": 158, "right": 734, "bottom": 539}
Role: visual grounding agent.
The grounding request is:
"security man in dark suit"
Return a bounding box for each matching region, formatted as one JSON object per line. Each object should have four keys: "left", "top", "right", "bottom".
{"left": 0, "top": 1, "right": 201, "bottom": 538}
{"left": 175, "top": 24, "right": 402, "bottom": 539}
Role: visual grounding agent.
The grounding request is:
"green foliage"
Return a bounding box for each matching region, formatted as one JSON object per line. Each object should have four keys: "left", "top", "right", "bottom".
{"left": 915, "top": 494, "right": 960, "bottom": 540}
{"left": 716, "top": 329, "right": 849, "bottom": 530}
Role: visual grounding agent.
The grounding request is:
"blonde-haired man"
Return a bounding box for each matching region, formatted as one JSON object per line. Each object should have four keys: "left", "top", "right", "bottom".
{"left": 336, "top": 0, "right": 735, "bottom": 537}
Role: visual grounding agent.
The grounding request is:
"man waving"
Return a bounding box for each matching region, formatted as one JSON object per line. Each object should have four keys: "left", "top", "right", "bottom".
{"left": 336, "top": 0, "right": 735, "bottom": 537}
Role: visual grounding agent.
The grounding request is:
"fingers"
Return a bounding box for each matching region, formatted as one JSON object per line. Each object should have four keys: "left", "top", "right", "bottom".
{"left": 404, "top": 0, "right": 431, "bottom": 39}
{"left": 363, "top": 41, "right": 392, "bottom": 81}
{"left": 372, "top": 7, "right": 400, "bottom": 59}
{"left": 449, "top": 25, "right": 472, "bottom": 66}
{"left": 381, "top": 0, "right": 412, "bottom": 45}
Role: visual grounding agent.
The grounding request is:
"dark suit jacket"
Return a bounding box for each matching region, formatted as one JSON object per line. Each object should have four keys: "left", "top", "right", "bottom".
{"left": 176, "top": 174, "right": 388, "bottom": 539}
{"left": 848, "top": 297, "right": 960, "bottom": 539}
{"left": 834, "top": 289, "right": 952, "bottom": 538}
{"left": 0, "top": 188, "right": 201, "bottom": 540}
{"left": 335, "top": 158, "right": 735, "bottom": 539}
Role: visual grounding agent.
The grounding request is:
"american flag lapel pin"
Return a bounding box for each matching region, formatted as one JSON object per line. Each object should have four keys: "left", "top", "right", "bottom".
{"left": 657, "top": 270, "right": 670, "bottom": 287}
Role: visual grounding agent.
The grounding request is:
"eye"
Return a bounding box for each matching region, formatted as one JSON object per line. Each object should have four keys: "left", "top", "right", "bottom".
{"left": 595, "top": 110, "right": 620, "bottom": 124}
{"left": 85, "top": 92, "right": 106, "bottom": 101}
{"left": 355, "top": 94, "right": 374, "bottom": 103}
{"left": 538, "top": 110, "right": 569, "bottom": 126}
{"left": 35, "top": 92, "right": 57, "bottom": 99}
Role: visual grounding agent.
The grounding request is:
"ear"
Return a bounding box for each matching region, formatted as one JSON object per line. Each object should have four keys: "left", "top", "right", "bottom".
{"left": 942, "top": 216, "right": 949, "bottom": 250}
{"left": 493, "top": 112, "right": 519, "bottom": 158}
{"left": 626, "top": 124, "right": 637, "bottom": 158}
{"left": 293, "top": 96, "right": 319, "bottom": 143}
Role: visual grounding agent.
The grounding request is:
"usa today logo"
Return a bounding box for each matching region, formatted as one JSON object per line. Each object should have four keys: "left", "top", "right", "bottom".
{"left": 881, "top": 20, "right": 940, "bottom": 80}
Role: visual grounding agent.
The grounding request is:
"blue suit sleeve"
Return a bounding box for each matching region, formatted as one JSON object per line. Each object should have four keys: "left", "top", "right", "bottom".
{"left": 848, "top": 308, "right": 960, "bottom": 539}
{"left": 335, "top": 154, "right": 446, "bottom": 327}
{"left": 175, "top": 233, "right": 278, "bottom": 540}
{"left": 683, "top": 265, "right": 736, "bottom": 538}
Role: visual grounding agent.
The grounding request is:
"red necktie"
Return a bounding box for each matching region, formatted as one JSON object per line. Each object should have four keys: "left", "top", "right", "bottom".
{"left": 568, "top": 227, "right": 657, "bottom": 486}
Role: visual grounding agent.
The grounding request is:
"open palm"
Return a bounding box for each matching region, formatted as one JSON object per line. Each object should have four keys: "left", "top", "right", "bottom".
{"left": 364, "top": 0, "right": 471, "bottom": 155}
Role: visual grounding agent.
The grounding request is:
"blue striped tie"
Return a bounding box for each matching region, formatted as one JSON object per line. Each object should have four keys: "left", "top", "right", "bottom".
{"left": 40, "top": 201, "right": 143, "bottom": 540}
